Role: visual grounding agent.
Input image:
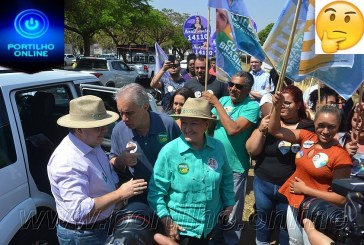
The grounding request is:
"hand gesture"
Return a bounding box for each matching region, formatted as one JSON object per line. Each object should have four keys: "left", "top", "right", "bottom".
{"left": 321, "top": 31, "right": 346, "bottom": 53}
{"left": 290, "top": 177, "right": 307, "bottom": 195}
{"left": 272, "top": 92, "right": 284, "bottom": 109}
{"left": 154, "top": 233, "right": 178, "bottom": 245}
{"left": 259, "top": 114, "right": 270, "bottom": 134}
{"left": 201, "top": 91, "right": 219, "bottom": 106}
{"left": 162, "top": 61, "right": 174, "bottom": 71}
{"left": 162, "top": 217, "right": 185, "bottom": 241}
{"left": 118, "top": 146, "right": 139, "bottom": 167}
{"left": 117, "top": 178, "right": 147, "bottom": 200}
{"left": 345, "top": 134, "right": 358, "bottom": 156}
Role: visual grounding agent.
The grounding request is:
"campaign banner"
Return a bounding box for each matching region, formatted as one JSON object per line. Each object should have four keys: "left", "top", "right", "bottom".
{"left": 264, "top": 0, "right": 363, "bottom": 99}
{"left": 192, "top": 43, "right": 216, "bottom": 57}
{"left": 183, "top": 15, "right": 209, "bottom": 44}
{"left": 208, "top": 0, "right": 249, "bottom": 16}
{"left": 215, "top": 9, "right": 243, "bottom": 82}
{"left": 230, "top": 13, "right": 265, "bottom": 62}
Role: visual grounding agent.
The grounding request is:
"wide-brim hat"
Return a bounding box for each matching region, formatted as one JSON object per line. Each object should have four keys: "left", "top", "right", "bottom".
{"left": 57, "top": 95, "right": 119, "bottom": 128}
{"left": 171, "top": 98, "right": 215, "bottom": 120}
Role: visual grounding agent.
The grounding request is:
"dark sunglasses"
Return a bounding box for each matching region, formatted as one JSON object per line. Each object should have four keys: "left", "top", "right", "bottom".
{"left": 228, "top": 81, "right": 249, "bottom": 90}
{"left": 172, "top": 64, "right": 180, "bottom": 68}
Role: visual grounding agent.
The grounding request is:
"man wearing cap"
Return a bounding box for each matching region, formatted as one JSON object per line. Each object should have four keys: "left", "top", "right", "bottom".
{"left": 184, "top": 55, "right": 228, "bottom": 99}
{"left": 47, "top": 95, "right": 147, "bottom": 245}
{"left": 202, "top": 71, "right": 260, "bottom": 244}
{"left": 110, "top": 84, "right": 181, "bottom": 204}
{"left": 148, "top": 98, "right": 235, "bottom": 244}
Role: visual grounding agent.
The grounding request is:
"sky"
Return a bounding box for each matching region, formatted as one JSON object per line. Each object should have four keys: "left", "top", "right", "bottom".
{"left": 150, "top": 0, "right": 287, "bottom": 32}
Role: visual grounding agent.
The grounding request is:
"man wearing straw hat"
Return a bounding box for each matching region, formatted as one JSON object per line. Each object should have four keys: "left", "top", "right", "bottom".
{"left": 109, "top": 83, "right": 181, "bottom": 204}
{"left": 148, "top": 98, "right": 235, "bottom": 244}
{"left": 202, "top": 71, "right": 260, "bottom": 244}
{"left": 47, "top": 95, "right": 147, "bottom": 245}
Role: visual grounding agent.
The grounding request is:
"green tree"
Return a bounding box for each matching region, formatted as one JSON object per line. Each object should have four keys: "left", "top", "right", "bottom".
{"left": 65, "top": 0, "right": 150, "bottom": 56}
{"left": 258, "top": 23, "right": 274, "bottom": 46}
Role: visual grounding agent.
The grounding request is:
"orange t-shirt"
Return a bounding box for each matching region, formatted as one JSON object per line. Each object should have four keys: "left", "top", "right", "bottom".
{"left": 279, "top": 129, "right": 352, "bottom": 208}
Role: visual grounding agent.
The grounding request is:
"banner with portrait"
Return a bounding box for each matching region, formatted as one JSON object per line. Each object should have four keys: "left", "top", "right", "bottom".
{"left": 183, "top": 15, "right": 209, "bottom": 45}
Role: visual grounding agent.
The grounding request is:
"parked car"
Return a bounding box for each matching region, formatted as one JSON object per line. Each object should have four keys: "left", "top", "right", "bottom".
{"left": 98, "top": 54, "right": 118, "bottom": 60}
{"left": 71, "top": 58, "right": 149, "bottom": 87}
{"left": 128, "top": 53, "right": 156, "bottom": 82}
{"left": 64, "top": 54, "right": 75, "bottom": 66}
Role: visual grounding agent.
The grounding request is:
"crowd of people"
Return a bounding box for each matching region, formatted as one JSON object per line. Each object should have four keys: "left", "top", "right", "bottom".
{"left": 47, "top": 54, "right": 364, "bottom": 245}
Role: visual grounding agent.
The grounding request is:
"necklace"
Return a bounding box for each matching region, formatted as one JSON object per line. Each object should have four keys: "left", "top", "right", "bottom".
{"left": 281, "top": 118, "right": 300, "bottom": 125}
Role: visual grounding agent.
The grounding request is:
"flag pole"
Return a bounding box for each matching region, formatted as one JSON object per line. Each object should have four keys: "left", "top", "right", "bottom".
{"left": 205, "top": 7, "right": 211, "bottom": 92}
{"left": 276, "top": 0, "right": 303, "bottom": 93}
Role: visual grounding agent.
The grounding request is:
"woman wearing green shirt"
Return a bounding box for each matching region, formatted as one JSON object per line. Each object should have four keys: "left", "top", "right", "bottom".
{"left": 148, "top": 98, "right": 235, "bottom": 245}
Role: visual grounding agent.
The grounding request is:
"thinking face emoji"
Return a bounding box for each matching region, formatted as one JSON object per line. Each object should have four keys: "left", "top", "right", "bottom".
{"left": 316, "top": 1, "right": 364, "bottom": 53}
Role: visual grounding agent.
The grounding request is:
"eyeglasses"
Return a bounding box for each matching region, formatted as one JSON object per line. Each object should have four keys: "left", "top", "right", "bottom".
{"left": 172, "top": 64, "right": 180, "bottom": 68}
{"left": 282, "top": 101, "right": 293, "bottom": 107}
{"left": 228, "top": 81, "right": 249, "bottom": 90}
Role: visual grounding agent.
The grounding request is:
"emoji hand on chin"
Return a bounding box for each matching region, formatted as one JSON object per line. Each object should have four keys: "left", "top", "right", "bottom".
{"left": 321, "top": 31, "right": 346, "bottom": 53}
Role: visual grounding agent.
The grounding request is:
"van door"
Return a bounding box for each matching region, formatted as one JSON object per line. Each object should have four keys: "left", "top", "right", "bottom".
{"left": 0, "top": 91, "right": 29, "bottom": 223}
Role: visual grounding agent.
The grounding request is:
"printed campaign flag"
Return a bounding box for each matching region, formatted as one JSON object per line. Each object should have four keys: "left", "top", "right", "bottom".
{"left": 264, "top": 0, "right": 363, "bottom": 99}
{"left": 215, "top": 9, "right": 242, "bottom": 82}
{"left": 230, "top": 13, "right": 265, "bottom": 62}
{"left": 154, "top": 42, "right": 170, "bottom": 79}
{"left": 209, "top": 0, "right": 266, "bottom": 82}
{"left": 208, "top": 0, "right": 249, "bottom": 16}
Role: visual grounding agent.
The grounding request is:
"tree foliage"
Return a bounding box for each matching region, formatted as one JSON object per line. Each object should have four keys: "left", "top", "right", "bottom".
{"left": 258, "top": 23, "right": 274, "bottom": 46}
{"left": 65, "top": 1, "right": 192, "bottom": 58}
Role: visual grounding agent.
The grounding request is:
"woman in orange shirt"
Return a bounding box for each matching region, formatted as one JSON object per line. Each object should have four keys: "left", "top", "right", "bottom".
{"left": 268, "top": 92, "right": 352, "bottom": 245}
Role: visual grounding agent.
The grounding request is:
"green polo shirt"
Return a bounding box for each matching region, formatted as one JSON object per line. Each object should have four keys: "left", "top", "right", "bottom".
{"left": 148, "top": 135, "right": 235, "bottom": 238}
{"left": 212, "top": 96, "right": 259, "bottom": 173}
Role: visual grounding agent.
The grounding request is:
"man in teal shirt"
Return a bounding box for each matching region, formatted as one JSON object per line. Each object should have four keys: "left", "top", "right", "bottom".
{"left": 202, "top": 71, "right": 259, "bottom": 244}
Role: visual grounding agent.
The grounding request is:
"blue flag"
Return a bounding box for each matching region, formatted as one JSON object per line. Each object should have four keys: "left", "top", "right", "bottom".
{"left": 154, "top": 43, "right": 170, "bottom": 79}
{"left": 230, "top": 13, "right": 265, "bottom": 62}
{"left": 208, "top": 0, "right": 249, "bottom": 16}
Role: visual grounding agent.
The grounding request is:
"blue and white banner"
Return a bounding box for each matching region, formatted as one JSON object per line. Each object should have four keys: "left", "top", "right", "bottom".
{"left": 208, "top": 0, "right": 249, "bottom": 16}
{"left": 264, "top": 0, "right": 363, "bottom": 99}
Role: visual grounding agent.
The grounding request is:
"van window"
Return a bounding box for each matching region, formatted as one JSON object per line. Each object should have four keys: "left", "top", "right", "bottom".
{"left": 0, "top": 92, "right": 17, "bottom": 168}
{"left": 16, "top": 85, "right": 72, "bottom": 194}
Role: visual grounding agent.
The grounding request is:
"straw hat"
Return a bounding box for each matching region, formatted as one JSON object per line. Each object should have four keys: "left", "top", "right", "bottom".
{"left": 57, "top": 95, "right": 119, "bottom": 128}
{"left": 171, "top": 98, "right": 214, "bottom": 120}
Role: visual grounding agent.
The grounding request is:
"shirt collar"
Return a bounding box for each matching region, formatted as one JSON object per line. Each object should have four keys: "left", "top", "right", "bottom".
{"left": 68, "top": 132, "right": 96, "bottom": 156}
{"left": 251, "top": 69, "right": 263, "bottom": 76}
{"left": 177, "top": 134, "right": 215, "bottom": 154}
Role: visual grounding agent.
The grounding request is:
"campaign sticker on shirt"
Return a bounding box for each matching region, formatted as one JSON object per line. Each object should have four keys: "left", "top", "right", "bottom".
{"left": 178, "top": 163, "right": 189, "bottom": 175}
{"left": 194, "top": 91, "right": 202, "bottom": 98}
{"left": 126, "top": 141, "right": 138, "bottom": 153}
{"left": 278, "top": 141, "right": 291, "bottom": 155}
{"left": 157, "top": 132, "right": 168, "bottom": 144}
{"left": 224, "top": 106, "right": 233, "bottom": 114}
{"left": 296, "top": 150, "right": 304, "bottom": 159}
{"left": 312, "top": 153, "right": 329, "bottom": 168}
{"left": 167, "top": 85, "right": 175, "bottom": 93}
{"left": 207, "top": 89, "right": 214, "bottom": 95}
{"left": 291, "top": 144, "right": 301, "bottom": 153}
{"left": 207, "top": 158, "right": 218, "bottom": 170}
{"left": 303, "top": 140, "right": 314, "bottom": 149}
